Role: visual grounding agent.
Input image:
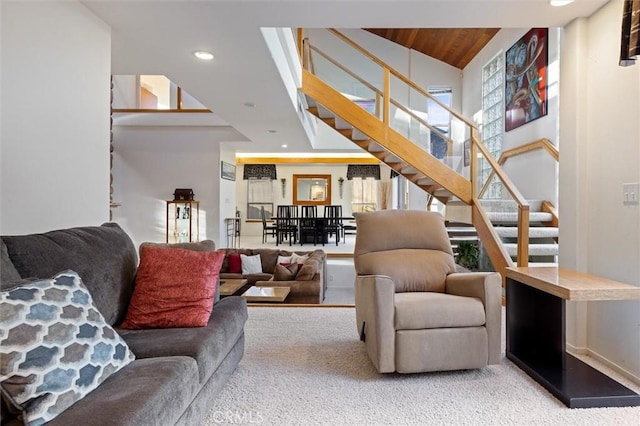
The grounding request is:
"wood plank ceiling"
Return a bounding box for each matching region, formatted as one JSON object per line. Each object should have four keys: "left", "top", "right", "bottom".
{"left": 364, "top": 28, "right": 500, "bottom": 69}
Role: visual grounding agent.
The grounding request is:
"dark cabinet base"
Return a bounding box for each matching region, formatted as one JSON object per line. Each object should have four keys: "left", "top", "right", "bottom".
{"left": 506, "top": 277, "right": 640, "bottom": 409}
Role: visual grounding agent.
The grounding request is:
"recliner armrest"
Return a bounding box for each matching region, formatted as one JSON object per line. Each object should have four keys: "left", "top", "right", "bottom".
{"left": 445, "top": 272, "right": 502, "bottom": 364}
{"left": 354, "top": 275, "right": 396, "bottom": 373}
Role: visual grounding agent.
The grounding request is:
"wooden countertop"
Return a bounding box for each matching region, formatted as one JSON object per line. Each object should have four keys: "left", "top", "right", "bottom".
{"left": 505, "top": 267, "right": 640, "bottom": 301}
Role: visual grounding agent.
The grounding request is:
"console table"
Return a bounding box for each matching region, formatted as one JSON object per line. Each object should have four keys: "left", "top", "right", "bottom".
{"left": 505, "top": 267, "right": 640, "bottom": 408}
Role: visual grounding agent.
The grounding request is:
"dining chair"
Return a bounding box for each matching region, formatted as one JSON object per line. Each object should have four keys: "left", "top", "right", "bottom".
{"left": 301, "top": 205, "right": 317, "bottom": 218}
{"left": 298, "top": 205, "right": 322, "bottom": 245}
{"left": 276, "top": 205, "right": 298, "bottom": 246}
{"left": 261, "top": 206, "right": 277, "bottom": 243}
{"left": 323, "top": 205, "right": 342, "bottom": 246}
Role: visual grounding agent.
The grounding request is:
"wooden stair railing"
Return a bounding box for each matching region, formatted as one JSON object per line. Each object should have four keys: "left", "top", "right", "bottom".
{"left": 479, "top": 138, "right": 559, "bottom": 198}
{"left": 303, "top": 70, "right": 472, "bottom": 203}
{"left": 299, "top": 29, "right": 532, "bottom": 271}
{"left": 309, "top": 45, "right": 453, "bottom": 155}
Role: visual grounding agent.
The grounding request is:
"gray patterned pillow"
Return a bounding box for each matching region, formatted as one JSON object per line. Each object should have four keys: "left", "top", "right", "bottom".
{"left": 0, "top": 270, "right": 135, "bottom": 424}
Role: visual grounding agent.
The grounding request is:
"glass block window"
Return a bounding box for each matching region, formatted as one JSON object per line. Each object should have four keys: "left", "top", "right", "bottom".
{"left": 481, "top": 52, "right": 504, "bottom": 199}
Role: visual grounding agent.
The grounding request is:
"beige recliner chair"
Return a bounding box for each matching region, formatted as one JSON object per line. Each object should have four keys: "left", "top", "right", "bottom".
{"left": 354, "top": 210, "right": 501, "bottom": 373}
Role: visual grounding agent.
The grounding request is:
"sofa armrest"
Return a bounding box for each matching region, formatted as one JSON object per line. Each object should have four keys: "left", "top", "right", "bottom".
{"left": 445, "top": 272, "right": 502, "bottom": 364}
{"left": 355, "top": 275, "right": 395, "bottom": 373}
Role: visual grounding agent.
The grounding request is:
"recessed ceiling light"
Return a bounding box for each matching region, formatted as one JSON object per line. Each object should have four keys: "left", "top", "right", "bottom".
{"left": 193, "top": 51, "right": 214, "bottom": 61}
{"left": 243, "top": 102, "right": 256, "bottom": 108}
{"left": 267, "top": 130, "right": 277, "bottom": 133}
{"left": 281, "top": 144, "right": 288, "bottom": 148}
{"left": 549, "top": 0, "right": 574, "bottom": 6}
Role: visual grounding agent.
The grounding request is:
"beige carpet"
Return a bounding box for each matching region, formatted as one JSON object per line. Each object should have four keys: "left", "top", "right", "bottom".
{"left": 202, "top": 307, "right": 639, "bottom": 425}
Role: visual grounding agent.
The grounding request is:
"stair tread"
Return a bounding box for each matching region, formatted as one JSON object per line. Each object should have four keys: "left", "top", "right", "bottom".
{"left": 494, "top": 227, "right": 559, "bottom": 238}
{"left": 480, "top": 199, "right": 544, "bottom": 212}
{"left": 504, "top": 243, "right": 558, "bottom": 256}
{"left": 449, "top": 236, "right": 479, "bottom": 241}
{"left": 447, "top": 227, "right": 477, "bottom": 233}
{"left": 487, "top": 211, "right": 553, "bottom": 223}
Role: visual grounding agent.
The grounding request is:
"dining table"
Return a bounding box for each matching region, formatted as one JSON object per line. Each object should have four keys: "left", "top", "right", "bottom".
{"left": 271, "top": 216, "right": 356, "bottom": 246}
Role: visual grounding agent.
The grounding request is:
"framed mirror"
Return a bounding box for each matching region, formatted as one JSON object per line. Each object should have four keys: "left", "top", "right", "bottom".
{"left": 293, "top": 174, "right": 331, "bottom": 206}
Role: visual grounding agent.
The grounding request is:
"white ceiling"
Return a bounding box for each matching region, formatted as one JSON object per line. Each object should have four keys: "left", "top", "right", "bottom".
{"left": 84, "top": 0, "right": 608, "bottom": 154}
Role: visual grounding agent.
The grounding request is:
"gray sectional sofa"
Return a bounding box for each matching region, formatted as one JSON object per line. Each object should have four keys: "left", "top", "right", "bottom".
{"left": 1, "top": 223, "right": 247, "bottom": 425}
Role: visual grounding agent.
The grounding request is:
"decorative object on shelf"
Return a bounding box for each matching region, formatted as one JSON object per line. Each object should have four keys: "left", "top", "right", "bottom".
{"left": 173, "top": 188, "right": 194, "bottom": 201}
{"left": 221, "top": 161, "right": 236, "bottom": 181}
{"left": 166, "top": 200, "right": 199, "bottom": 243}
{"left": 280, "top": 178, "right": 286, "bottom": 198}
{"left": 505, "top": 27, "right": 548, "bottom": 132}
{"left": 338, "top": 177, "right": 344, "bottom": 199}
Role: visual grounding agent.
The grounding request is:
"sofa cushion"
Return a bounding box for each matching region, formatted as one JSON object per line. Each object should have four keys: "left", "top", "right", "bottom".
{"left": 120, "top": 246, "right": 224, "bottom": 329}
{"left": 227, "top": 253, "right": 241, "bottom": 273}
{"left": 139, "top": 239, "right": 221, "bottom": 304}
{"left": 273, "top": 263, "right": 299, "bottom": 281}
{"left": 46, "top": 357, "right": 200, "bottom": 426}
{"left": 254, "top": 249, "right": 281, "bottom": 274}
{"left": 118, "top": 296, "right": 247, "bottom": 384}
{"left": 295, "top": 250, "right": 324, "bottom": 281}
{"left": 240, "top": 254, "right": 262, "bottom": 274}
{"left": 0, "top": 271, "right": 135, "bottom": 425}
{"left": 394, "top": 292, "right": 486, "bottom": 330}
{"left": 1, "top": 223, "right": 137, "bottom": 326}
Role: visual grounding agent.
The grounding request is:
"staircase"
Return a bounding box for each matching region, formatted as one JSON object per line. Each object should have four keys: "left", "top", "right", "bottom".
{"left": 299, "top": 29, "right": 556, "bottom": 279}
{"left": 482, "top": 200, "right": 558, "bottom": 266}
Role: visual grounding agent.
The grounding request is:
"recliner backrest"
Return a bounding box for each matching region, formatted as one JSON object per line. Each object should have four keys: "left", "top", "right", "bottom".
{"left": 354, "top": 210, "right": 456, "bottom": 293}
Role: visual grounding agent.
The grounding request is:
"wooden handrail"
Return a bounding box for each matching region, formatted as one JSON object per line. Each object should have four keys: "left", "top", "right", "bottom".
{"left": 302, "top": 70, "right": 472, "bottom": 203}
{"left": 309, "top": 44, "right": 454, "bottom": 150}
{"left": 328, "top": 29, "right": 477, "bottom": 129}
{"left": 472, "top": 200, "right": 514, "bottom": 283}
{"left": 479, "top": 138, "right": 559, "bottom": 198}
{"left": 472, "top": 133, "right": 529, "bottom": 208}
{"left": 297, "top": 28, "right": 304, "bottom": 65}
{"left": 471, "top": 130, "right": 530, "bottom": 267}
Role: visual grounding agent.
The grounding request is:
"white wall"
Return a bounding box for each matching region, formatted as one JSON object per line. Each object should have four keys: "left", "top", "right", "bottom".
{"left": 462, "top": 28, "right": 560, "bottom": 204}
{"left": 111, "top": 127, "right": 235, "bottom": 248}
{"left": 561, "top": 0, "right": 640, "bottom": 381}
{"left": 0, "top": 1, "right": 111, "bottom": 234}
{"left": 236, "top": 163, "right": 353, "bottom": 237}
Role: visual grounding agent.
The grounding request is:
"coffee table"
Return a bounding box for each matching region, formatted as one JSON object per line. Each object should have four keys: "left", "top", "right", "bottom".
{"left": 242, "top": 286, "right": 290, "bottom": 303}
{"left": 219, "top": 279, "right": 248, "bottom": 297}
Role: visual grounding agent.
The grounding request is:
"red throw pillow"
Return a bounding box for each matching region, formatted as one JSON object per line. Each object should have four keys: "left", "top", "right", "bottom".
{"left": 120, "top": 246, "right": 224, "bottom": 329}
{"left": 228, "top": 253, "right": 242, "bottom": 273}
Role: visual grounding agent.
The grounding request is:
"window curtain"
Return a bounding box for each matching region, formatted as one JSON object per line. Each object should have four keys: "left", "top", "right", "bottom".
{"left": 620, "top": 0, "right": 640, "bottom": 66}
{"left": 346, "top": 164, "right": 380, "bottom": 180}
{"left": 243, "top": 164, "right": 277, "bottom": 180}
